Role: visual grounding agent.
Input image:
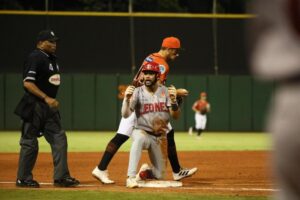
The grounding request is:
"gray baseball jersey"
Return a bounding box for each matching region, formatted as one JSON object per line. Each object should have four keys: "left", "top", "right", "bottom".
{"left": 129, "top": 85, "right": 172, "bottom": 133}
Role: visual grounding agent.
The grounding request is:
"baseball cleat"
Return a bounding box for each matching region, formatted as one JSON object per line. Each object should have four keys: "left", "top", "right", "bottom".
{"left": 16, "top": 179, "right": 40, "bottom": 188}
{"left": 136, "top": 163, "right": 154, "bottom": 181}
{"left": 173, "top": 167, "right": 198, "bottom": 181}
{"left": 126, "top": 177, "right": 138, "bottom": 188}
{"left": 54, "top": 177, "right": 80, "bottom": 187}
{"left": 92, "top": 166, "right": 115, "bottom": 184}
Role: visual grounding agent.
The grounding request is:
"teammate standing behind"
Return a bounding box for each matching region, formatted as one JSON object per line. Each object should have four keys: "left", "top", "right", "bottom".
{"left": 92, "top": 36, "right": 197, "bottom": 184}
{"left": 189, "top": 92, "right": 210, "bottom": 137}
{"left": 14, "top": 30, "right": 79, "bottom": 187}
{"left": 122, "top": 62, "right": 181, "bottom": 188}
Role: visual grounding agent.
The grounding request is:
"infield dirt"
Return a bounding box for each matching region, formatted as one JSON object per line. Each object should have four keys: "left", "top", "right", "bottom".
{"left": 0, "top": 151, "right": 274, "bottom": 196}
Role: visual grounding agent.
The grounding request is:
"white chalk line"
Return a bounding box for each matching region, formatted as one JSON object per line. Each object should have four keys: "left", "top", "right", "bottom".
{"left": 0, "top": 181, "right": 278, "bottom": 192}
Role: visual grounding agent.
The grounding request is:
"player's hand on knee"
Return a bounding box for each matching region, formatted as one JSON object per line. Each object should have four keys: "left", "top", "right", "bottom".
{"left": 124, "top": 85, "right": 135, "bottom": 100}
{"left": 168, "top": 85, "right": 177, "bottom": 103}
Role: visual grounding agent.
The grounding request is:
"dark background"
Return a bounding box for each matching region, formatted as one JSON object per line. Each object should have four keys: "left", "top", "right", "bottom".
{"left": 0, "top": 0, "right": 250, "bottom": 13}
{"left": 0, "top": 14, "right": 250, "bottom": 75}
{"left": 0, "top": 1, "right": 261, "bottom": 131}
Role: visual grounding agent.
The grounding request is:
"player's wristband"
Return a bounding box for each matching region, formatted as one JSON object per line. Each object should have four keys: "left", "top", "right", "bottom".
{"left": 171, "top": 103, "right": 179, "bottom": 111}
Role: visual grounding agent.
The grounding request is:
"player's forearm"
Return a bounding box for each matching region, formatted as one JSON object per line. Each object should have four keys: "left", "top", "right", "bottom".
{"left": 170, "top": 108, "right": 180, "bottom": 119}
{"left": 170, "top": 102, "right": 181, "bottom": 119}
{"left": 121, "top": 98, "right": 132, "bottom": 118}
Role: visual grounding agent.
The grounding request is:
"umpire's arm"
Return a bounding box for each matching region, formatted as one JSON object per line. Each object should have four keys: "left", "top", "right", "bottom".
{"left": 24, "top": 81, "right": 47, "bottom": 101}
{"left": 24, "top": 81, "right": 59, "bottom": 108}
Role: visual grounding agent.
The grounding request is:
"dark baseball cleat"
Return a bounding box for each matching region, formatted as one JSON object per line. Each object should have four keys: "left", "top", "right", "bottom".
{"left": 16, "top": 179, "right": 40, "bottom": 188}
{"left": 54, "top": 177, "right": 80, "bottom": 187}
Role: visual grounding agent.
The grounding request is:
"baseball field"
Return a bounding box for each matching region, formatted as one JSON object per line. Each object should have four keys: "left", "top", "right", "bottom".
{"left": 0, "top": 131, "right": 274, "bottom": 200}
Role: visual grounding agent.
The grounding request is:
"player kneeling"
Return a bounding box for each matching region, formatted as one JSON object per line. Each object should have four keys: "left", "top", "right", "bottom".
{"left": 122, "top": 61, "right": 181, "bottom": 188}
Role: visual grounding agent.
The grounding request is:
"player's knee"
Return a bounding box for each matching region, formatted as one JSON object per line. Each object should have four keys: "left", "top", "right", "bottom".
{"left": 132, "top": 131, "right": 147, "bottom": 143}
{"left": 111, "top": 133, "right": 129, "bottom": 146}
{"left": 106, "top": 134, "right": 129, "bottom": 153}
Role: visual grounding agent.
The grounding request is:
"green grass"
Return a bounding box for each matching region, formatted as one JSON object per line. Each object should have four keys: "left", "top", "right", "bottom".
{"left": 0, "top": 189, "right": 269, "bottom": 200}
{"left": 0, "top": 131, "right": 271, "bottom": 152}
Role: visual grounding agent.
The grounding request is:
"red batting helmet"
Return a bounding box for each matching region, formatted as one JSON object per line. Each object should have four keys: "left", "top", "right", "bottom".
{"left": 142, "top": 61, "right": 161, "bottom": 75}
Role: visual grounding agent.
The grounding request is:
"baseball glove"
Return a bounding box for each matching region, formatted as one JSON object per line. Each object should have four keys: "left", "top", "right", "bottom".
{"left": 200, "top": 107, "right": 207, "bottom": 115}
{"left": 176, "top": 88, "right": 189, "bottom": 96}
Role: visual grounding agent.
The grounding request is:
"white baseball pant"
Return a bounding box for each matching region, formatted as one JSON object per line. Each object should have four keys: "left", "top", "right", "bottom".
{"left": 195, "top": 112, "right": 207, "bottom": 130}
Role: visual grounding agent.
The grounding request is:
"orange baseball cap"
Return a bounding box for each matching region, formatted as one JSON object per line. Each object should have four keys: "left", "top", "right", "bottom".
{"left": 161, "top": 37, "right": 181, "bottom": 49}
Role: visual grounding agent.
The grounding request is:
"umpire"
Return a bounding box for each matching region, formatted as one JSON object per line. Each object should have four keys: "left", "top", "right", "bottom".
{"left": 14, "top": 30, "right": 79, "bottom": 188}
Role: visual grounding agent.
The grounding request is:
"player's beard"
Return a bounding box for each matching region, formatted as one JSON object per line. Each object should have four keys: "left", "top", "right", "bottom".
{"left": 144, "top": 77, "right": 157, "bottom": 87}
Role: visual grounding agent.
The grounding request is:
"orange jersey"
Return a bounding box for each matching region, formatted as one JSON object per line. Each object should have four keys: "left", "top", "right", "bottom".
{"left": 194, "top": 100, "right": 208, "bottom": 111}
{"left": 135, "top": 52, "right": 170, "bottom": 85}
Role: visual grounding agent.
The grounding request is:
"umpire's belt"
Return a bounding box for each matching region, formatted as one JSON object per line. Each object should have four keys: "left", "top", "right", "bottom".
{"left": 145, "top": 131, "right": 162, "bottom": 137}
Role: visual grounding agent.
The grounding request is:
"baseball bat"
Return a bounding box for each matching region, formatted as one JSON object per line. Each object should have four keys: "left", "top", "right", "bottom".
{"left": 132, "top": 64, "right": 144, "bottom": 87}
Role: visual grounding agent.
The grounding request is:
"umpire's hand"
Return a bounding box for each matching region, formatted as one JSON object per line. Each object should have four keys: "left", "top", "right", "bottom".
{"left": 45, "top": 96, "right": 59, "bottom": 108}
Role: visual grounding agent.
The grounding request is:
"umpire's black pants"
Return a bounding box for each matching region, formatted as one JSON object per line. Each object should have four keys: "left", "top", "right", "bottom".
{"left": 17, "top": 101, "right": 70, "bottom": 181}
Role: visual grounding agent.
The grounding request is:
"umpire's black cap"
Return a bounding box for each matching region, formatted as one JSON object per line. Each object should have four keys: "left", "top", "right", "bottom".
{"left": 36, "top": 30, "right": 59, "bottom": 42}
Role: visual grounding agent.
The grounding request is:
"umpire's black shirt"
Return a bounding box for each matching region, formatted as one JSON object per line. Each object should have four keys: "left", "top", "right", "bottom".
{"left": 23, "top": 49, "right": 60, "bottom": 98}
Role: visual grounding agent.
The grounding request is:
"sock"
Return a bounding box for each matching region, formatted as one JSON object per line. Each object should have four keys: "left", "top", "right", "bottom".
{"left": 197, "top": 129, "right": 203, "bottom": 136}
{"left": 167, "top": 129, "right": 181, "bottom": 173}
{"left": 98, "top": 133, "right": 129, "bottom": 170}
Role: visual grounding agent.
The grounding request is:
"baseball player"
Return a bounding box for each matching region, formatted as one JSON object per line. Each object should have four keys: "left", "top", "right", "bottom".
{"left": 251, "top": 0, "right": 300, "bottom": 199}
{"left": 122, "top": 62, "right": 180, "bottom": 188}
{"left": 188, "top": 92, "right": 210, "bottom": 137}
{"left": 92, "top": 36, "right": 197, "bottom": 184}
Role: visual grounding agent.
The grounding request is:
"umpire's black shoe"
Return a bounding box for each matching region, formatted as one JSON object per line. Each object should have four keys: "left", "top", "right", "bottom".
{"left": 16, "top": 179, "right": 40, "bottom": 188}
{"left": 54, "top": 177, "right": 80, "bottom": 187}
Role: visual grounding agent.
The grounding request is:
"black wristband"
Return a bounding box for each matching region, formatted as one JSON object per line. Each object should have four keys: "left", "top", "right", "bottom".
{"left": 176, "top": 96, "right": 183, "bottom": 106}
{"left": 171, "top": 103, "right": 179, "bottom": 111}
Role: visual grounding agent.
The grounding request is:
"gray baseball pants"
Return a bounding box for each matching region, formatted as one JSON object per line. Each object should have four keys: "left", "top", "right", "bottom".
{"left": 17, "top": 101, "right": 70, "bottom": 181}
{"left": 127, "top": 129, "right": 167, "bottom": 179}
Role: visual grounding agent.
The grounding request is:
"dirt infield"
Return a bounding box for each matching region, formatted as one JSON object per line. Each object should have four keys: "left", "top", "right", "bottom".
{"left": 0, "top": 151, "right": 274, "bottom": 196}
